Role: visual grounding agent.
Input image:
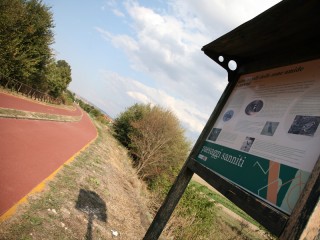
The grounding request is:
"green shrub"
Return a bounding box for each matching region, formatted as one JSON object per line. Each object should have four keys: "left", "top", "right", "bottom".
{"left": 166, "top": 182, "right": 217, "bottom": 240}
{"left": 112, "top": 103, "right": 190, "bottom": 183}
{"left": 112, "top": 103, "right": 151, "bottom": 148}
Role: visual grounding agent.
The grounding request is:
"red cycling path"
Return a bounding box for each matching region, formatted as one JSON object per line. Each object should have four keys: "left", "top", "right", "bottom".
{"left": 0, "top": 92, "right": 81, "bottom": 116}
{"left": 0, "top": 92, "right": 97, "bottom": 218}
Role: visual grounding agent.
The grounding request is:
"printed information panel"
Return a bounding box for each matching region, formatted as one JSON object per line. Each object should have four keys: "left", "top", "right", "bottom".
{"left": 196, "top": 59, "right": 320, "bottom": 214}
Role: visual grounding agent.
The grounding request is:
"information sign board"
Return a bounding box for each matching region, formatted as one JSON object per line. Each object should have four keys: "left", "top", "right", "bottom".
{"left": 195, "top": 59, "right": 320, "bottom": 214}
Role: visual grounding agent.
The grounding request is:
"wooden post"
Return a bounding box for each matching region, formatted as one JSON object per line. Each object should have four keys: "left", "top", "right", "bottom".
{"left": 280, "top": 157, "right": 320, "bottom": 239}
{"left": 17, "top": 83, "right": 22, "bottom": 92}
{"left": 143, "top": 162, "right": 194, "bottom": 240}
{"left": 5, "top": 79, "right": 10, "bottom": 88}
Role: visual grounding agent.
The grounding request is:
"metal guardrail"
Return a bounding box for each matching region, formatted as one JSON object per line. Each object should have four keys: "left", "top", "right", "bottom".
{"left": 0, "top": 76, "right": 61, "bottom": 104}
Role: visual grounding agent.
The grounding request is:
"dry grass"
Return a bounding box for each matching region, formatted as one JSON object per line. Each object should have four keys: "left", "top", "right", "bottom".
{"left": 0, "top": 108, "right": 81, "bottom": 122}
{"left": 161, "top": 183, "right": 273, "bottom": 240}
{"left": 0, "top": 121, "right": 151, "bottom": 239}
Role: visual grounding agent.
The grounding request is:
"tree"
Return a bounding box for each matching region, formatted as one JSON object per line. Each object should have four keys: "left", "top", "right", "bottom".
{"left": 24, "top": 0, "right": 54, "bottom": 89}
{"left": 56, "top": 60, "right": 72, "bottom": 86}
{"left": 0, "top": 0, "right": 26, "bottom": 79}
{"left": 129, "top": 106, "right": 190, "bottom": 180}
{"left": 46, "top": 59, "right": 72, "bottom": 97}
{"left": 113, "top": 104, "right": 190, "bottom": 182}
{"left": 112, "top": 103, "right": 152, "bottom": 148}
{"left": 0, "top": 0, "right": 54, "bottom": 86}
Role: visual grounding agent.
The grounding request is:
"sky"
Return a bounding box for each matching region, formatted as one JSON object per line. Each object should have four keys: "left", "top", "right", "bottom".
{"left": 43, "top": 0, "right": 281, "bottom": 142}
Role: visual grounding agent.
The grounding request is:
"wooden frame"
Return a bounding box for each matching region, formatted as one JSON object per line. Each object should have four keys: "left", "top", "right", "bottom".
{"left": 144, "top": 0, "right": 320, "bottom": 239}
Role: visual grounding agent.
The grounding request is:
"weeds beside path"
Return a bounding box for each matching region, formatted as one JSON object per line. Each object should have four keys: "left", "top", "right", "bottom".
{"left": 0, "top": 107, "right": 82, "bottom": 122}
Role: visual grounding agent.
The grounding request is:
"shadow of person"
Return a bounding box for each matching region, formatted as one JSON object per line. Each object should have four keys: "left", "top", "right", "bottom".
{"left": 75, "top": 189, "right": 107, "bottom": 240}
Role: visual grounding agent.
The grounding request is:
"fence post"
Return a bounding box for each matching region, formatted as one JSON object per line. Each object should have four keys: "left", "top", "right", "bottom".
{"left": 17, "top": 83, "right": 22, "bottom": 92}
{"left": 143, "top": 163, "right": 194, "bottom": 239}
{"left": 5, "top": 79, "right": 10, "bottom": 88}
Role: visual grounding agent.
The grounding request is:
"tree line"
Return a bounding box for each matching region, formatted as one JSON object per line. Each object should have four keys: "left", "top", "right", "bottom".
{"left": 0, "top": 0, "right": 71, "bottom": 99}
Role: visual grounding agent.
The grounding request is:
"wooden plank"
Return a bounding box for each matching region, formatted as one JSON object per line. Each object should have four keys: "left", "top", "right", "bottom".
{"left": 187, "top": 159, "right": 288, "bottom": 236}
{"left": 204, "top": 48, "right": 320, "bottom": 78}
{"left": 143, "top": 163, "right": 194, "bottom": 240}
{"left": 280, "top": 157, "right": 320, "bottom": 239}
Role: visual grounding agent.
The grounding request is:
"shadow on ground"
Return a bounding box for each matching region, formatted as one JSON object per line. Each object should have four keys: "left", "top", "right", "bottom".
{"left": 76, "top": 189, "right": 107, "bottom": 240}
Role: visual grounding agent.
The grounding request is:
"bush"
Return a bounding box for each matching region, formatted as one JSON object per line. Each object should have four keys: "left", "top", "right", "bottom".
{"left": 60, "top": 90, "right": 75, "bottom": 105}
{"left": 75, "top": 97, "right": 110, "bottom": 125}
{"left": 112, "top": 103, "right": 152, "bottom": 149}
{"left": 112, "top": 104, "right": 190, "bottom": 183}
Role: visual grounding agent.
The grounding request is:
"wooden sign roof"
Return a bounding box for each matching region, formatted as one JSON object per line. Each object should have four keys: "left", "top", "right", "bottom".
{"left": 202, "top": 0, "right": 320, "bottom": 78}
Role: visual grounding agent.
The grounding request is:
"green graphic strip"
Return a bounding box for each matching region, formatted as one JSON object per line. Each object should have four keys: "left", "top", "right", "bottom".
{"left": 195, "top": 142, "right": 302, "bottom": 211}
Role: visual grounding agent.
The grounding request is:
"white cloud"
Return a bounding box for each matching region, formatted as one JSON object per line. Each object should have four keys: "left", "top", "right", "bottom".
{"left": 112, "top": 9, "right": 125, "bottom": 17}
{"left": 106, "top": 0, "right": 117, "bottom": 7}
{"left": 127, "top": 91, "right": 152, "bottom": 105}
{"left": 171, "top": 0, "right": 281, "bottom": 37}
{"left": 95, "top": 27, "right": 139, "bottom": 51}
{"left": 95, "top": 0, "right": 281, "bottom": 141}
{"left": 99, "top": 70, "right": 208, "bottom": 134}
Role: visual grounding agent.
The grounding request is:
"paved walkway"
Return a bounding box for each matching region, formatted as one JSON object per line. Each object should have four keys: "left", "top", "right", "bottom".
{"left": 0, "top": 92, "right": 97, "bottom": 217}
{"left": 0, "top": 92, "right": 81, "bottom": 116}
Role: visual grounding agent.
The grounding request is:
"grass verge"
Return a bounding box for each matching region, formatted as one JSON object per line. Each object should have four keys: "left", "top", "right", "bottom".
{"left": 163, "top": 181, "right": 275, "bottom": 240}
{"left": 0, "top": 108, "right": 81, "bottom": 122}
{"left": 191, "top": 181, "right": 260, "bottom": 226}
